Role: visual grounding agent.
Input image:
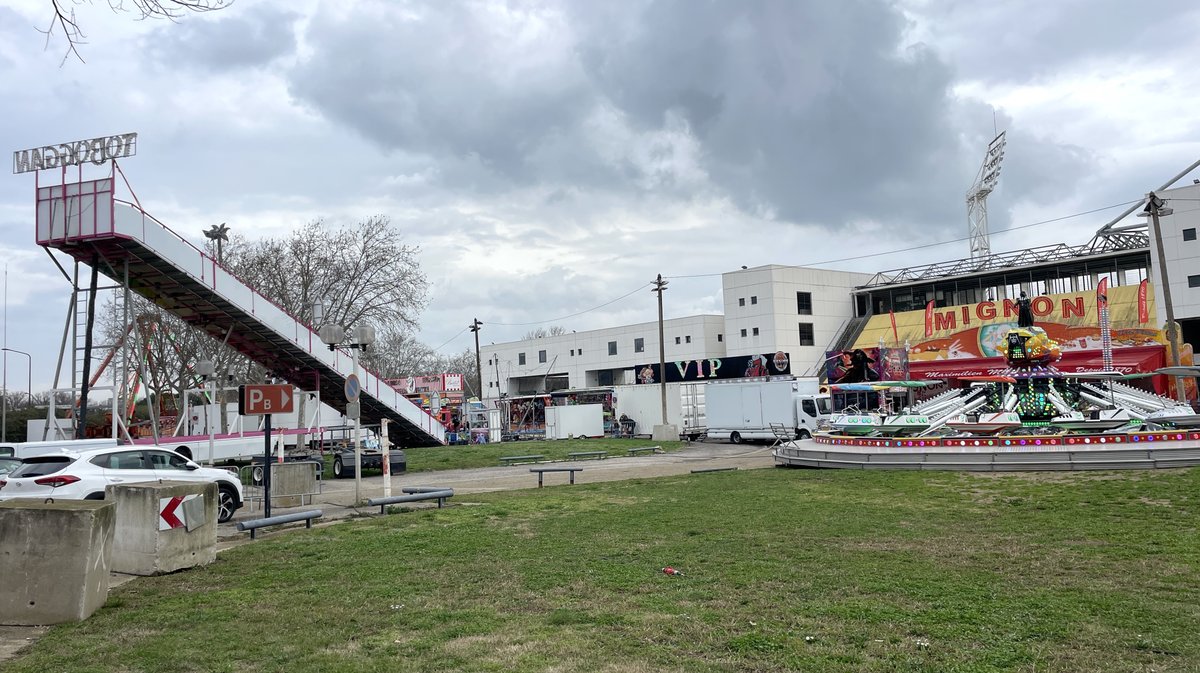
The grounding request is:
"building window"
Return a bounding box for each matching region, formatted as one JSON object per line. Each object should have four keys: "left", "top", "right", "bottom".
{"left": 518, "top": 353, "right": 526, "bottom": 365}
{"left": 579, "top": 348, "right": 583, "bottom": 355}
{"left": 685, "top": 335, "right": 691, "bottom": 343}
{"left": 608, "top": 341, "right": 617, "bottom": 356}
{"left": 740, "top": 329, "right": 747, "bottom": 337}
{"left": 675, "top": 336, "right": 681, "bottom": 345}
{"left": 717, "top": 334, "right": 723, "bottom": 342}
{"left": 797, "top": 291, "right": 812, "bottom": 315}
{"left": 798, "top": 323, "right": 815, "bottom": 346}
{"left": 488, "top": 381, "right": 493, "bottom": 388}
{"left": 487, "top": 358, "right": 492, "bottom": 366}
{"left": 538, "top": 350, "right": 547, "bottom": 363}
{"left": 570, "top": 349, "right": 575, "bottom": 356}
{"left": 1185, "top": 228, "right": 1197, "bottom": 241}
{"left": 634, "top": 337, "right": 645, "bottom": 353}
{"left": 1190, "top": 274, "right": 1200, "bottom": 288}
{"left": 752, "top": 327, "right": 759, "bottom": 336}
{"left": 750, "top": 296, "right": 757, "bottom": 305}
{"left": 738, "top": 298, "right": 745, "bottom": 307}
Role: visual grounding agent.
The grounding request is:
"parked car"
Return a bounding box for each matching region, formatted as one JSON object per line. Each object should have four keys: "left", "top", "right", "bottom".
{"left": 0, "top": 446, "right": 244, "bottom": 523}
{"left": 0, "top": 457, "right": 21, "bottom": 477}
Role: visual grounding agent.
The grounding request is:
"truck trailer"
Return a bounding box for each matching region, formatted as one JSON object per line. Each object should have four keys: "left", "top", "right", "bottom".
{"left": 705, "top": 378, "right": 830, "bottom": 443}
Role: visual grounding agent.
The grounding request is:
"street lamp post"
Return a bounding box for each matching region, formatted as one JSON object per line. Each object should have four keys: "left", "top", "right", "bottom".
{"left": 1140, "top": 193, "right": 1187, "bottom": 403}
{"left": 196, "top": 359, "right": 216, "bottom": 466}
{"left": 1, "top": 348, "right": 31, "bottom": 443}
{"left": 318, "top": 321, "right": 376, "bottom": 506}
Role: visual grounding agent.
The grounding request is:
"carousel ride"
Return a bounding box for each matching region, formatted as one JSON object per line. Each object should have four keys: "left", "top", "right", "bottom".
{"left": 775, "top": 317, "right": 1200, "bottom": 471}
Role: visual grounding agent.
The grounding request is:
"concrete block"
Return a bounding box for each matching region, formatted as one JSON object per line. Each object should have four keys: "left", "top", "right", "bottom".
{"left": 106, "top": 480, "right": 217, "bottom": 576}
{"left": 651, "top": 424, "right": 679, "bottom": 442}
{"left": 271, "top": 462, "right": 317, "bottom": 508}
{"left": 0, "top": 499, "right": 115, "bottom": 625}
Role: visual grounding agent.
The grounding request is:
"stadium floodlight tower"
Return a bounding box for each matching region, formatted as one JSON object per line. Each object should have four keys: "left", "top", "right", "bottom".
{"left": 966, "top": 131, "right": 1007, "bottom": 260}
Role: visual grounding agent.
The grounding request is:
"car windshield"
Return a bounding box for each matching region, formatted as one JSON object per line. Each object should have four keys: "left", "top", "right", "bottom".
{"left": 0, "top": 458, "right": 21, "bottom": 474}
{"left": 8, "top": 456, "right": 72, "bottom": 478}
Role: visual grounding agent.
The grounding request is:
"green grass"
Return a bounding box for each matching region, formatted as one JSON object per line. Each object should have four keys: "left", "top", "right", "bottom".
{"left": 9, "top": 468, "right": 1200, "bottom": 672}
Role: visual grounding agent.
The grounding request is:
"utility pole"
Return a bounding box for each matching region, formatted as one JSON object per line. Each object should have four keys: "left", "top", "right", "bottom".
{"left": 652, "top": 274, "right": 669, "bottom": 425}
{"left": 1143, "top": 193, "right": 1187, "bottom": 403}
{"left": 469, "top": 319, "right": 483, "bottom": 399}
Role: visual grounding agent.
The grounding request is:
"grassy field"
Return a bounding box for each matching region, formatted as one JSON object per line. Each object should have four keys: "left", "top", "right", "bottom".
{"left": 9, "top": 467, "right": 1199, "bottom": 672}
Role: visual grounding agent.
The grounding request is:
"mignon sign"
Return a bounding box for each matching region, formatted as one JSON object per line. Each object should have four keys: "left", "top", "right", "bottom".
{"left": 12, "top": 132, "right": 138, "bottom": 174}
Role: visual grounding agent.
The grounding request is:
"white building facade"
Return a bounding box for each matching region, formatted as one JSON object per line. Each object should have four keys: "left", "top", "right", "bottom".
{"left": 482, "top": 265, "right": 870, "bottom": 400}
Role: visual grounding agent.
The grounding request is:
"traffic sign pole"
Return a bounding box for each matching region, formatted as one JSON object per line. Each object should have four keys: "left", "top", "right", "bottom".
{"left": 263, "top": 413, "right": 273, "bottom": 519}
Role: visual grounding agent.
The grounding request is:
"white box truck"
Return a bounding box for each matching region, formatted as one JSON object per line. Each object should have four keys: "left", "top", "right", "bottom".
{"left": 705, "top": 378, "right": 831, "bottom": 443}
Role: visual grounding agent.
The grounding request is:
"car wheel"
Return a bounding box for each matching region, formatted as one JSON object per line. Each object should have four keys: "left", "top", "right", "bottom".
{"left": 730, "top": 432, "right": 742, "bottom": 444}
{"left": 217, "top": 485, "right": 238, "bottom": 524}
{"left": 333, "top": 456, "right": 348, "bottom": 479}
{"left": 176, "top": 446, "right": 192, "bottom": 460}
{"left": 251, "top": 465, "right": 265, "bottom": 486}
{"left": 796, "top": 429, "right": 811, "bottom": 440}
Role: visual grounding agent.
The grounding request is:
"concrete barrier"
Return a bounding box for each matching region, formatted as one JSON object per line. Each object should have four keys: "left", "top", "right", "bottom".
{"left": 0, "top": 499, "right": 115, "bottom": 625}
{"left": 106, "top": 480, "right": 217, "bottom": 576}
{"left": 271, "top": 462, "right": 318, "bottom": 508}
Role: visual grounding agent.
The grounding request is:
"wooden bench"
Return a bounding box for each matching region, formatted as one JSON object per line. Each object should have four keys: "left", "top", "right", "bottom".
{"left": 236, "top": 510, "right": 323, "bottom": 540}
{"left": 530, "top": 467, "right": 583, "bottom": 487}
{"left": 500, "top": 454, "right": 545, "bottom": 466}
{"left": 368, "top": 489, "right": 455, "bottom": 515}
{"left": 627, "top": 445, "right": 662, "bottom": 456}
{"left": 567, "top": 450, "right": 608, "bottom": 461}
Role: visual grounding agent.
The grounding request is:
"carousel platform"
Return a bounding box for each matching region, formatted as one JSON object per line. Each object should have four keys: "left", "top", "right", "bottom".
{"left": 774, "top": 430, "right": 1200, "bottom": 471}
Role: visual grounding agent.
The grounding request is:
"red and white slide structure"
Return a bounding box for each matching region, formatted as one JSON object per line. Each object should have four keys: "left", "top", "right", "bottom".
{"left": 35, "top": 177, "right": 445, "bottom": 448}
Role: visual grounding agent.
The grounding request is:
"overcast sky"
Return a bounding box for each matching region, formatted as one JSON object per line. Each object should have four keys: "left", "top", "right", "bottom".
{"left": 2, "top": 0, "right": 1199, "bottom": 392}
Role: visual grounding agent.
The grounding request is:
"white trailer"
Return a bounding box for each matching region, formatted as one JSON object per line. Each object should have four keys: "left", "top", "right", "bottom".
{"left": 705, "top": 378, "right": 831, "bottom": 443}
{"left": 545, "top": 404, "right": 605, "bottom": 439}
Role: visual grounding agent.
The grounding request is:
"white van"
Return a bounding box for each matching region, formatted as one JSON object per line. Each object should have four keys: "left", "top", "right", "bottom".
{"left": 0, "top": 438, "right": 120, "bottom": 459}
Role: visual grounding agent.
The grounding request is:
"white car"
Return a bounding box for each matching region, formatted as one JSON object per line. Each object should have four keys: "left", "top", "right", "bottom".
{"left": 0, "top": 446, "right": 244, "bottom": 523}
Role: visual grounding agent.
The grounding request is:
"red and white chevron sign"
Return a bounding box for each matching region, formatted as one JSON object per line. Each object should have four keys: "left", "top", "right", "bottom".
{"left": 159, "top": 494, "right": 201, "bottom": 531}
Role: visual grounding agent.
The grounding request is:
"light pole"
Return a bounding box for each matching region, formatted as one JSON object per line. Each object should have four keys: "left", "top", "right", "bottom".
{"left": 652, "top": 274, "right": 669, "bottom": 426}
{"left": 203, "top": 223, "right": 230, "bottom": 265}
{"left": 196, "top": 359, "right": 216, "bottom": 465}
{"left": 0, "top": 345, "right": 30, "bottom": 441}
{"left": 1140, "top": 193, "right": 1187, "bottom": 403}
{"left": 469, "top": 319, "right": 483, "bottom": 399}
{"left": 318, "top": 321, "right": 376, "bottom": 506}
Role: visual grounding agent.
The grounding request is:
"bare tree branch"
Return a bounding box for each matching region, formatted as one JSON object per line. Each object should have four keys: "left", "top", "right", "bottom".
{"left": 43, "top": 0, "right": 233, "bottom": 63}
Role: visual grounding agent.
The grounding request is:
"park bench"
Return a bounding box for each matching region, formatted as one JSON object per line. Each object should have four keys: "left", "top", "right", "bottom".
{"left": 368, "top": 489, "right": 455, "bottom": 515}
{"left": 236, "top": 510, "right": 323, "bottom": 540}
{"left": 567, "top": 450, "right": 608, "bottom": 461}
{"left": 530, "top": 466, "right": 583, "bottom": 487}
{"left": 500, "top": 454, "right": 545, "bottom": 466}
{"left": 627, "top": 445, "right": 662, "bottom": 456}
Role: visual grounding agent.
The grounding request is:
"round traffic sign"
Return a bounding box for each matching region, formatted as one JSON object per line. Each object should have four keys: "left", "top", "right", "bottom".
{"left": 345, "top": 373, "right": 361, "bottom": 402}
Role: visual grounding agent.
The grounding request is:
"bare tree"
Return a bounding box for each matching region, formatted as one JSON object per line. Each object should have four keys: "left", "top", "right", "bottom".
{"left": 522, "top": 325, "right": 568, "bottom": 340}
{"left": 223, "top": 216, "right": 428, "bottom": 332}
{"left": 44, "top": 0, "right": 232, "bottom": 63}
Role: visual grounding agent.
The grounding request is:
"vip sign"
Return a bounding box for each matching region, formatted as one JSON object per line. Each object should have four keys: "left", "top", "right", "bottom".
{"left": 159, "top": 494, "right": 207, "bottom": 531}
